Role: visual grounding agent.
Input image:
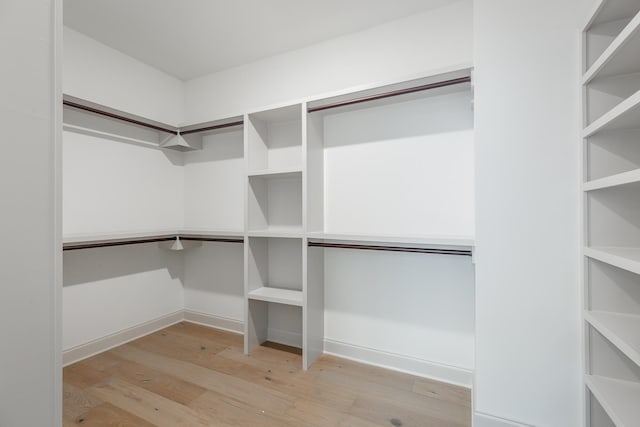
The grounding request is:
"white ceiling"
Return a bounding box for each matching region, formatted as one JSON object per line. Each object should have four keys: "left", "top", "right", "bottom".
{"left": 64, "top": 0, "right": 456, "bottom": 81}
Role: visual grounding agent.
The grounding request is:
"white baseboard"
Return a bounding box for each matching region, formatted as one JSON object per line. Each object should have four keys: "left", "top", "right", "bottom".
{"left": 324, "top": 338, "right": 473, "bottom": 388}
{"left": 63, "top": 313, "right": 473, "bottom": 392}
{"left": 182, "top": 309, "right": 243, "bottom": 334}
{"left": 267, "top": 327, "right": 303, "bottom": 348}
{"left": 62, "top": 310, "right": 184, "bottom": 366}
{"left": 473, "top": 412, "right": 533, "bottom": 427}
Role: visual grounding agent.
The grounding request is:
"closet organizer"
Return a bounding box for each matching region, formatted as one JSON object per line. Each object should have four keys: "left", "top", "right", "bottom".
{"left": 63, "top": 67, "right": 475, "bottom": 371}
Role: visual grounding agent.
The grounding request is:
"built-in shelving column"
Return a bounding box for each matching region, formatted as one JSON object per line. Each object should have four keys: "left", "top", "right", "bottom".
{"left": 244, "top": 104, "right": 307, "bottom": 363}
{"left": 304, "top": 103, "right": 325, "bottom": 369}
{"left": 582, "top": 1, "right": 640, "bottom": 425}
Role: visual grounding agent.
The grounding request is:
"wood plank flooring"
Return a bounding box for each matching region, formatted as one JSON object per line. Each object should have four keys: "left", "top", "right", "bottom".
{"left": 63, "top": 322, "right": 471, "bottom": 426}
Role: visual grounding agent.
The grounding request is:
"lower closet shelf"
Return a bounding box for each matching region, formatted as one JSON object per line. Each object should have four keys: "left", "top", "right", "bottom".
{"left": 585, "top": 375, "right": 640, "bottom": 427}
{"left": 248, "top": 287, "right": 303, "bottom": 306}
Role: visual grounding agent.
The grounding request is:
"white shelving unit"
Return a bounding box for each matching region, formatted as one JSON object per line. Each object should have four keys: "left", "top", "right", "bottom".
{"left": 582, "top": 1, "right": 640, "bottom": 425}
{"left": 63, "top": 67, "right": 475, "bottom": 373}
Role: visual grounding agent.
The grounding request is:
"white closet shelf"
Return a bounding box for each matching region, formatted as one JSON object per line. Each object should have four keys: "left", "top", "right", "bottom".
{"left": 584, "top": 247, "right": 640, "bottom": 275}
{"left": 583, "top": 89, "right": 640, "bottom": 138}
{"left": 179, "top": 229, "right": 245, "bottom": 238}
{"left": 583, "top": 169, "right": 640, "bottom": 191}
{"left": 583, "top": 11, "right": 640, "bottom": 84}
{"left": 585, "top": 0, "right": 640, "bottom": 31}
{"left": 247, "top": 228, "right": 304, "bottom": 238}
{"left": 585, "top": 375, "right": 640, "bottom": 427}
{"left": 63, "top": 229, "right": 245, "bottom": 249}
{"left": 585, "top": 311, "right": 640, "bottom": 366}
{"left": 247, "top": 168, "right": 302, "bottom": 178}
{"left": 307, "top": 232, "right": 474, "bottom": 249}
{"left": 248, "top": 287, "right": 303, "bottom": 306}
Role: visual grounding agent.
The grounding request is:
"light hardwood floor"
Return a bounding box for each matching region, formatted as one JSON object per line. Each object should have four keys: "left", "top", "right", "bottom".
{"left": 63, "top": 322, "right": 471, "bottom": 426}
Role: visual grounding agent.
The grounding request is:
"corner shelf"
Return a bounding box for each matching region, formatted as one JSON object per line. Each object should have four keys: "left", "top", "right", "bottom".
{"left": 585, "top": 375, "right": 640, "bottom": 427}
{"left": 585, "top": 311, "right": 640, "bottom": 367}
{"left": 247, "top": 287, "right": 303, "bottom": 306}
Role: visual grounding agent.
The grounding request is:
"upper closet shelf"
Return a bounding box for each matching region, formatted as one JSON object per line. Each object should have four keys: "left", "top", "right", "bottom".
{"left": 583, "top": 90, "right": 640, "bottom": 137}
{"left": 583, "top": 169, "right": 640, "bottom": 191}
{"left": 63, "top": 229, "right": 244, "bottom": 250}
{"left": 585, "top": 375, "right": 640, "bottom": 427}
{"left": 584, "top": 247, "right": 640, "bottom": 275}
{"left": 247, "top": 168, "right": 302, "bottom": 178}
{"left": 583, "top": 11, "right": 640, "bottom": 84}
{"left": 63, "top": 94, "right": 243, "bottom": 152}
{"left": 307, "top": 68, "right": 472, "bottom": 115}
{"left": 307, "top": 232, "right": 474, "bottom": 254}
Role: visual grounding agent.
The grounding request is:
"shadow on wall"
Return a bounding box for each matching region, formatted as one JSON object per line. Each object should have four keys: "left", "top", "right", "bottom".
{"left": 322, "top": 87, "right": 473, "bottom": 148}
{"left": 320, "top": 247, "right": 475, "bottom": 335}
{"left": 183, "top": 130, "right": 244, "bottom": 164}
{"left": 182, "top": 241, "right": 244, "bottom": 297}
{"left": 63, "top": 243, "right": 184, "bottom": 286}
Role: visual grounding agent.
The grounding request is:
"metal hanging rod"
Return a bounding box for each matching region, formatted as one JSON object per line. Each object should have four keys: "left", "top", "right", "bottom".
{"left": 63, "top": 236, "right": 176, "bottom": 251}
{"left": 63, "top": 100, "right": 179, "bottom": 135}
{"left": 180, "top": 121, "right": 244, "bottom": 135}
{"left": 63, "top": 235, "right": 245, "bottom": 251}
{"left": 307, "top": 76, "right": 472, "bottom": 113}
{"left": 308, "top": 242, "right": 472, "bottom": 256}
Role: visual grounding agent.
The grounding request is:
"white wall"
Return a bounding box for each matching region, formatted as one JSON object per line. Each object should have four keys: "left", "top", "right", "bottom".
{"left": 474, "top": 1, "right": 588, "bottom": 426}
{"left": 323, "top": 88, "right": 474, "bottom": 238}
{"left": 64, "top": 27, "right": 184, "bottom": 125}
{"left": 63, "top": 125, "right": 184, "bottom": 235}
{"left": 324, "top": 249, "right": 475, "bottom": 383}
{"left": 183, "top": 129, "right": 245, "bottom": 231}
{"left": 0, "top": 0, "right": 61, "bottom": 426}
{"left": 63, "top": 245, "right": 184, "bottom": 350}
{"left": 62, "top": 109, "right": 185, "bottom": 353}
{"left": 184, "top": 0, "right": 473, "bottom": 123}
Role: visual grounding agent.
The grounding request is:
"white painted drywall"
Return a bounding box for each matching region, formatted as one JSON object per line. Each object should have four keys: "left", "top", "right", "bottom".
{"left": 64, "top": 26, "right": 184, "bottom": 125}
{"left": 182, "top": 242, "right": 244, "bottom": 324}
{"left": 183, "top": 130, "right": 245, "bottom": 231}
{"left": 63, "top": 128, "right": 184, "bottom": 234}
{"left": 62, "top": 110, "right": 185, "bottom": 353}
{"left": 323, "top": 88, "right": 474, "bottom": 238}
{"left": 184, "top": 0, "right": 473, "bottom": 123}
{"left": 474, "top": 1, "right": 588, "bottom": 426}
{"left": 324, "top": 248, "right": 475, "bottom": 371}
{"left": 0, "top": 0, "right": 62, "bottom": 426}
{"left": 63, "top": 245, "right": 184, "bottom": 350}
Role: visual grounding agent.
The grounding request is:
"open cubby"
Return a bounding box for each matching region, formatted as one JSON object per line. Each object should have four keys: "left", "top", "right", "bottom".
{"left": 585, "top": 78, "right": 640, "bottom": 126}
{"left": 588, "top": 258, "right": 640, "bottom": 315}
{"left": 586, "top": 129, "right": 640, "bottom": 181}
{"left": 584, "top": 1, "right": 640, "bottom": 72}
{"left": 246, "top": 237, "right": 302, "bottom": 302}
{"left": 245, "top": 237, "right": 303, "bottom": 352}
{"left": 587, "top": 185, "right": 640, "bottom": 248}
{"left": 247, "top": 171, "right": 302, "bottom": 233}
{"left": 247, "top": 104, "right": 302, "bottom": 172}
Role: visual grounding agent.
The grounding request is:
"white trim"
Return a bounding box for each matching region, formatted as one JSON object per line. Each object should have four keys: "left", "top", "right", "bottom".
{"left": 323, "top": 338, "right": 472, "bottom": 388}
{"left": 473, "top": 412, "right": 534, "bottom": 427}
{"left": 182, "top": 309, "right": 244, "bottom": 334}
{"left": 62, "top": 310, "right": 183, "bottom": 366}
